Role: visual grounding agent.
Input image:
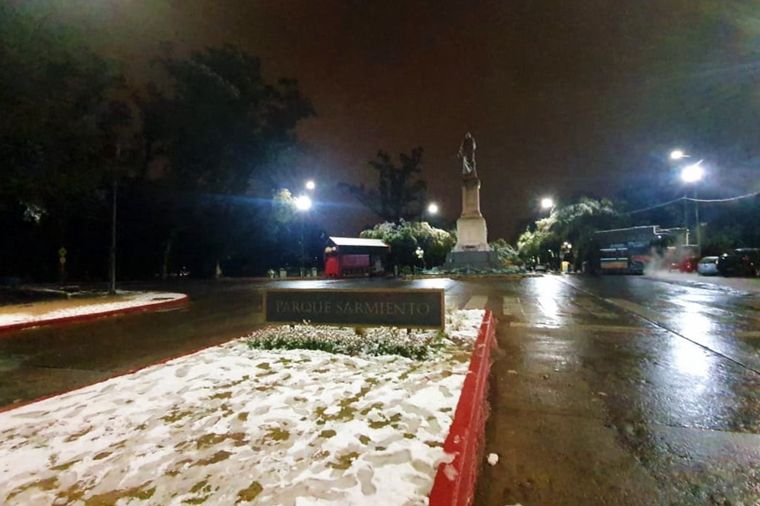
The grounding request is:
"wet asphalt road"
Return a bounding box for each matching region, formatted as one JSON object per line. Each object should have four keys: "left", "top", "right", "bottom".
{"left": 474, "top": 275, "right": 760, "bottom": 506}
{"left": 0, "top": 275, "right": 758, "bottom": 504}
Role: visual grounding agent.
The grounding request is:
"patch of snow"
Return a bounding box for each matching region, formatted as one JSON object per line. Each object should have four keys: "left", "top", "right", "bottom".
{"left": 0, "top": 291, "right": 185, "bottom": 327}
{"left": 0, "top": 310, "right": 485, "bottom": 505}
{"left": 487, "top": 453, "right": 499, "bottom": 465}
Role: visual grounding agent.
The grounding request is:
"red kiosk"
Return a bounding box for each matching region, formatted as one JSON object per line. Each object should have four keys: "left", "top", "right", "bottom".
{"left": 324, "top": 237, "right": 390, "bottom": 278}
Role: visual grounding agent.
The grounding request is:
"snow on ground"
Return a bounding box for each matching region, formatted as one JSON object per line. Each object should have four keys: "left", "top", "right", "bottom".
{"left": 0, "top": 291, "right": 187, "bottom": 328}
{"left": 0, "top": 309, "right": 484, "bottom": 505}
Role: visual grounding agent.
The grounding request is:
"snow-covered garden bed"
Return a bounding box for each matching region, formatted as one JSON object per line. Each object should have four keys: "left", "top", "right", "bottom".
{"left": 0, "top": 309, "right": 484, "bottom": 505}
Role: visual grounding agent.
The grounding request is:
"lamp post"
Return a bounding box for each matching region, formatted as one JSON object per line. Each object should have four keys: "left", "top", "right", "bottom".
{"left": 680, "top": 160, "right": 704, "bottom": 252}
{"left": 415, "top": 246, "right": 425, "bottom": 272}
{"left": 669, "top": 149, "right": 704, "bottom": 251}
{"left": 294, "top": 194, "right": 312, "bottom": 276}
{"left": 560, "top": 241, "right": 572, "bottom": 272}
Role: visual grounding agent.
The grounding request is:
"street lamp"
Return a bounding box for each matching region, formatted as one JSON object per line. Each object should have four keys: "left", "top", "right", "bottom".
{"left": 680, "top": 160, "right": 704, "bottom": 252}
{"left": 427, "top": 202, "right": 439, "bottom": 215}
{"left": 680, "top": 160, "right": 704, "bottom": 184}
{"left": 415, "top": 246, "right": 425, "bottom": 272}
{"left": 294, "top": 194, "right": 312, "bottom": 276}
{"left": 294, "top": 194, "right": 312, "bottom": 211}
{"left": 540, "top": 197, "right": 554, "bottom": 211}
{"left": 305, "top": 180, "right": 316, "bottom": 191}
{"left": 669, "top": 148, "right": 705, "bottom": 252}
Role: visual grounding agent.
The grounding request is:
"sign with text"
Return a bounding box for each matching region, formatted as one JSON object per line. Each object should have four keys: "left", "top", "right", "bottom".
{"left": 264, "top": 288, "right": 445, "bottom": 329}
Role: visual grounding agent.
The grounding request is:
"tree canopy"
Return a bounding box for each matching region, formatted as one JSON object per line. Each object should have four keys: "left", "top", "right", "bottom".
{"left": 343, "top": 147, "right": 427, "bottom": 223}
{"left": 360, "top": 220, "right": 454, "bottom": 268}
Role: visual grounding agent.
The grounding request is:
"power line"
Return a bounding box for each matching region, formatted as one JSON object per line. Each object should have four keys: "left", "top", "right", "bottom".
{"left": 622, "top": 189, "right": 759, "bottom": 215}
{"left": 685, "top": 190, "right": 760, "bottom": 203}
{"left": 623, "top": 196, "right": 685, "bottom": 215}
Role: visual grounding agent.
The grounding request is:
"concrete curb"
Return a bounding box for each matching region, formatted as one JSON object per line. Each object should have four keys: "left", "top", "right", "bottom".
{"left": 428, "top": 309, "right": 496, "bottom": 506}
{"left": 0, "top": 294, "right": 189, "bottom": 335}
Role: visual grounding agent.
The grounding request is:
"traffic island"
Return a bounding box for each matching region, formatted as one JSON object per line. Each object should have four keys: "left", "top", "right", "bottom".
{"left": 0, "top": 291, "right": 188, "bottom": 334}
{"left": 0, "top": 309, "right": 492, "bottom": 505}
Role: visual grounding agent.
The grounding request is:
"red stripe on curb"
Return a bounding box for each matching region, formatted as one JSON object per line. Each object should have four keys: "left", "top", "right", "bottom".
{"left": 429, "top": 309, "right": 496, "bottom": 506}
{"left": 0, "top": 294, "right": 189, "bottom": 335}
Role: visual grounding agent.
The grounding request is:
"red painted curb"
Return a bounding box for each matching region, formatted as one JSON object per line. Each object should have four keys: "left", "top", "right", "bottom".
{"left": 429, "top": 309, "right": 496, "bottom": 506}
{"left": 0, "top": 294, "right": 189, "bottom": 335}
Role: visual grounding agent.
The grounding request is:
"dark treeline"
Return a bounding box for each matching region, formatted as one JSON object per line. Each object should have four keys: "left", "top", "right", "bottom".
{"left": 1, "top": 4, "right": 322, "bottom": 282}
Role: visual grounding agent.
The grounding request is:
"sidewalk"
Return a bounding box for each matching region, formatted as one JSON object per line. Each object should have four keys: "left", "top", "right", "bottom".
{"left": 644, "top": 270, "right": 760, "bottom": 294}
{"left": 0, "top": 291, "right": 188, "bottom": 333}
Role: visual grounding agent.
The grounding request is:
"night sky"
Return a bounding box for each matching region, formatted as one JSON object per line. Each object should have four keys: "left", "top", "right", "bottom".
{"left": 54, "top": 0, "right": 760, "bottom": 239}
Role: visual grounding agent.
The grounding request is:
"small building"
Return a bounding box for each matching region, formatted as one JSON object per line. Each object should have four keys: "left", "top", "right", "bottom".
{"left": 324, "top": 237, "right": 390, "bottom": 278}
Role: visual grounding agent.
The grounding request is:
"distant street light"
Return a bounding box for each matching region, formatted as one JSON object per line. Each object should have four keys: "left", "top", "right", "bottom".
{"left": 294, "top": 194, "right": 312, "bottom": 211}
{"left": 294, "top": 194, "right": 312, "bottom": 276}
{"left": 415, "top": 246, "right": 425, "bottom": 271}
{"left": 427, "top": 202, "right": 439, "bottom": 215}
{"left": 305, "top": 180, "right": 316, "bottom": 191}
{"left": 540, "top": 197, "right": 554, "bottom": 210}
{"left": 680, "top": 160, "right": 704, "bottom": 183}
{"left": 669, "top": 148, "right": 705, "bottom": 252}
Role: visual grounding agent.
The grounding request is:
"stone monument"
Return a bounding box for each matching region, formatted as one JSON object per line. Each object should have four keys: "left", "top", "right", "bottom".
{"left": 445, "top": 132, "right": 499, "bottom": 269}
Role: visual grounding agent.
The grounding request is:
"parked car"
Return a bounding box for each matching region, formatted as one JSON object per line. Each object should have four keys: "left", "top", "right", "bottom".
{"left": 717, "top": 248, "right": 760, "bottom": 277}
{"left": 697, "top": 256, "right": 719, "bottom": 276}
{"left": 669, "top": 256, "right": 698, "bottom": 273}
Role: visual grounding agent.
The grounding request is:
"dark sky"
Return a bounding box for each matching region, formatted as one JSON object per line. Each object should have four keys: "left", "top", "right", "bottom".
{"left": 54, "top": 0, "right": 759, "bottom": 240}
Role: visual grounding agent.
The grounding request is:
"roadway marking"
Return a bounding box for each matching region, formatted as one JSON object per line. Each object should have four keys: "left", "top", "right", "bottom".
{"left": 605, "top": 298, "right": 663, "bottom": 322}
{"left": 573, "top": 298, "right": 617, "bottom": 319}
{"left": 509, "top": 321, "right": 643, "bottom": 333}
{"left": 502, "top": 296, "right": 526, "bottom": 319}
{"left": 464, "top": 295, "right": 488, "bottom": 310}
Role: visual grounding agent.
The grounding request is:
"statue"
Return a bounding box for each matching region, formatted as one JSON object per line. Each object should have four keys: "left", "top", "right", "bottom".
{"left": 458, "top": 132, "right": 477, "bottom": 177}
{"left": 445, "top": 129, "right": 497, "bottom": 268}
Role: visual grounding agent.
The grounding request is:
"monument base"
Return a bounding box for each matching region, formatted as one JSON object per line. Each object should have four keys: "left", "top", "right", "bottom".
{"left": 454, "top": 214, "right": 489, "bottom": 252}
{"left": 444, "top": 250, "right": 500, "bottom": 270}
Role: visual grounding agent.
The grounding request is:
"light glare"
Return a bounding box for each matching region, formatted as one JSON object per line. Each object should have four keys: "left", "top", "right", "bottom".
{"left": 540, "top": 197, "right": 554, "bottom": 210}
{"left": 427, "top": 202, "right": 439, "bottom": 215}
{"left": 294, "top": 194, "right": 312, "bottom": 211}
{"left": 670, "top": 149, "right": 686, "bottom": 160}
{"left": 681, "top": 161, "right": 704, "bottom": 183}
{"left": 305, "top": 180, "right": 316, "bottom": 191}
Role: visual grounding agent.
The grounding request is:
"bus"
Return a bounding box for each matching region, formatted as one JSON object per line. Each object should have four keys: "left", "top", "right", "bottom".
{"left": 593, "top": 226, "right": 688, "bottom": 275}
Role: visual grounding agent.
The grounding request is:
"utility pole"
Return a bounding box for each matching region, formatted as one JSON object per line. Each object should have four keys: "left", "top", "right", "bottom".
{"left": 109, "top": 144, "right": 120, "bottom": 295}
{"left": 109, "top": 178, "right": 117, "bottom": 295}
{"left": 693, "top": 188, "right": 701, "bottom": 254}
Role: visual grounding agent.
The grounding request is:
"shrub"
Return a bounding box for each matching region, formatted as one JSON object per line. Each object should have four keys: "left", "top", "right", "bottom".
{"left": 246, "top": 324, "right": 447, "bottom": 360}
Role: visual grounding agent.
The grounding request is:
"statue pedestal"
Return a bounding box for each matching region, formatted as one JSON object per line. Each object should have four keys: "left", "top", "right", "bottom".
{"left": 454, "top": 176, "right": 489, "bottom": 252}
{"left": 445, "top": 175, "right": 499, "bottom": 269}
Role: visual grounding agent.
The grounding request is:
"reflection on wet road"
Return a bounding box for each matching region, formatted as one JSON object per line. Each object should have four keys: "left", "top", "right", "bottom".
{"left": 476, "top": 275, "right": 760, "bottom": 505}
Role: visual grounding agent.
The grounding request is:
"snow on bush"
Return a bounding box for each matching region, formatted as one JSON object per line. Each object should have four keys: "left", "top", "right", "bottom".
{"left": 246, "top": 310, "right": 481, "bottom": 360}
